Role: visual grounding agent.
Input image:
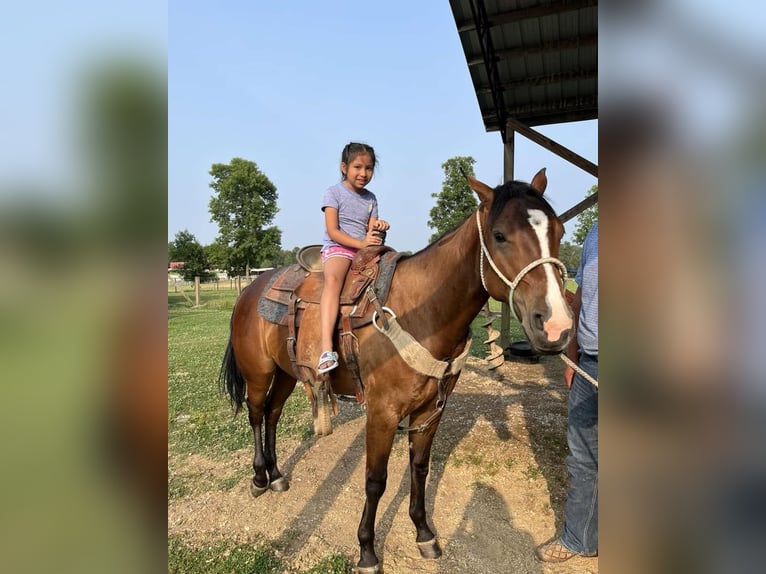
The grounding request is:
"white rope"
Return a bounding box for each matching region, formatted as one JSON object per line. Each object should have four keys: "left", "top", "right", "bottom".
{"left": 560, "top": 354, "right": 599, "bottom": 388}
{"left": 475, "top": 211, "right": 568, "bottom": 321}
{"left": 474, "top": 211, "right": 597, "bottom": 387}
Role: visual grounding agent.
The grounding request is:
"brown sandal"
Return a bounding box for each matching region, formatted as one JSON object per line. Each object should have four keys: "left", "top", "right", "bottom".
{"left": 535, "top": 539, "right": 577, "bottom": 563}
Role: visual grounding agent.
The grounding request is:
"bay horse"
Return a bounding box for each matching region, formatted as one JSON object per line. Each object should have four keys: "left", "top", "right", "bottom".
{"left": 220, "top": 169, "right": 573, "bottom": 573}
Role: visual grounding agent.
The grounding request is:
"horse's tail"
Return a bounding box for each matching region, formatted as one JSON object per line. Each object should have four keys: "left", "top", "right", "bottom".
{"left": 219, "top": 327, "right": 246, "bottom": 415}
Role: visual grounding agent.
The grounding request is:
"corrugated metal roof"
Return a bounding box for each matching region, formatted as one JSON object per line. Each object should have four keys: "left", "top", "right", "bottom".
{"left": 449, "top": 0, "right": 597, "bottom": 138}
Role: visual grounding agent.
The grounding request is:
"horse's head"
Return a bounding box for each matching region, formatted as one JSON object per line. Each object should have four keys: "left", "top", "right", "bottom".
{"left": 468, "top": 169, "right": 573, "bottom": 354}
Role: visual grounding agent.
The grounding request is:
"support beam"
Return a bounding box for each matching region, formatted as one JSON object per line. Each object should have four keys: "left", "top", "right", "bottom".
{"left": 559, "top": 191, "right": 598, "bottom": 223}
{"left": 506, "top": 116, "right": 598, "bottom": 178}
{"left": 500, "top": 131, "right": 515, "bottom": 350}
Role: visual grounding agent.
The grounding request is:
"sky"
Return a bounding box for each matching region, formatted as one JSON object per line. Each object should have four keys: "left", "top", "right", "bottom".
{"left": 168, "top": 1, "right": 598, "bottom": 253}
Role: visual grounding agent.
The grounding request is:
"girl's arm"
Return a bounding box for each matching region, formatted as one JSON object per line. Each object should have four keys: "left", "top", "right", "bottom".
{"left": 325, "top": 208, "right": 379, "bottom": 249}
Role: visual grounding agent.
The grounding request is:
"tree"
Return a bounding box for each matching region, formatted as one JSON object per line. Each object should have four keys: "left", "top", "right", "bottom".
{"left": 208, "top": 158, "right": 282, "bottom": 275}
{"left": 572, "top": 185, "right": 598, "bottom": 245}
{"left": 558, "top": 241, "right": 583, "bottom": 275}
{"left": 427, "top": 156, "right": 479, "bottom": 243}
{"left": 204, "top": 240, "right": 230, "bottom": 271}
{"left": 267, "top": 246, "right": 299, "bottom": 268}
{"left": 168, "top": 230, "right": 209, "bottom": 281}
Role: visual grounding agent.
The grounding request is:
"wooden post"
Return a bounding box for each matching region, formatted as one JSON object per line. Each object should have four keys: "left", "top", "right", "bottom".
{"left": 500, "top": 130, "right": 515, "bottom": 349}
{"left": 236, "top": 276, "right": 242, "bottom": 295}
{"left": 194, "top": 277, "right": 200, "bottom": 306}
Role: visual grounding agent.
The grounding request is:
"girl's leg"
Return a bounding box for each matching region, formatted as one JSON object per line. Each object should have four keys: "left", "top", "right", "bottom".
{"left": 319, "top": 256, "right": 351, "bottom": 369}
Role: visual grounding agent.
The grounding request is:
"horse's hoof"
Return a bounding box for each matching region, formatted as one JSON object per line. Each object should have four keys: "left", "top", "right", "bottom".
{"left": 356, "top": 563, "right": 382, "bottom": 574}
{"left": 249, "top": 479, "right": 270, "bottom": 498}
{"left": 417, "top": 538, "right": 442, "bottom": 559}
{"left": 269, "top": 476, "right": 290, "bottom": 492}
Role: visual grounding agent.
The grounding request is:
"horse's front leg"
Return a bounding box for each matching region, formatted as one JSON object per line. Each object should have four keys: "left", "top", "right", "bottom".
{"left": 407, "top": 421, "right": 443, "bottom": 559}
{"left": 357, "top": 417, "right": 398, "bottom": 574}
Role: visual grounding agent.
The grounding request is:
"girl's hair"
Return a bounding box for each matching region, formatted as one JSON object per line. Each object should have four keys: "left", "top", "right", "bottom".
{"left": 340, "top": 142, "right": 377, "bottom": 179}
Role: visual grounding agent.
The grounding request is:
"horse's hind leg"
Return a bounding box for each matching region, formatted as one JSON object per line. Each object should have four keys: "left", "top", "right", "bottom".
{"left": 408, "top": 425, "right": 442, "bottom": 559}
{"left": 263, "top": 368, "right": 297, "bottom": 492}
{"left": 244, "top": 368, "right": 275, "bottom": 498}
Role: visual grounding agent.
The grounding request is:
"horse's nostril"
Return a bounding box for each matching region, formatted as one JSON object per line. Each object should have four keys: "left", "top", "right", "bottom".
{"left": 533, "top": 313, "right": 545, "bottom": 330}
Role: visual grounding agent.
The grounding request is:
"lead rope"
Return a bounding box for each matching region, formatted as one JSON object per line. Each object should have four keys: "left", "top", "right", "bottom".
{"left": 475, "top": 211, "right": 599, "bottom": 388}
{"left": 560, "top": 354, "right": 599, "bottom": 388}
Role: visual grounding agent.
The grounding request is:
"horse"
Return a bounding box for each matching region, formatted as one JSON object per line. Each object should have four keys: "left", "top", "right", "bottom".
{"left": 219, "top": 169, "right": 573, "bottom": 573}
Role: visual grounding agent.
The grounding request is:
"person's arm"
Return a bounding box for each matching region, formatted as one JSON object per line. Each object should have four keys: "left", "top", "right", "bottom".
{"left": 325, "top": 208, "right": 382, "bottom": 249}
{"left": 564, "top": 286, "right": 581, "bottom": 389}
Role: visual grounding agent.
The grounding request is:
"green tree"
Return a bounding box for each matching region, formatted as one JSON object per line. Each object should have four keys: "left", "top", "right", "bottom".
{"left": 267, "top": 247, "right": 299, "bottom": 268}
{"left": 169, "top": 230, "right": 209, "bottom": 281}
{"left": 204, "top": 240, "right": 230, "bottom": 271}
{"left": 427, "top": 156, "right": 479, "bottom": 242}
{"left": 208, "top": 158, "right": 282, "bottom": 275}
{"left": 558, "top": 240, "right": 583, "bottom": 274}
{"left": 572, "top": 185, "right": 598, "bottom": 245}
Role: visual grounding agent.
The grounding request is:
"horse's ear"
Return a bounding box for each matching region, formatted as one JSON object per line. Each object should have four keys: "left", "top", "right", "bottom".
{"left": 530, "top": 168, "right": 547, "bottom": 194}
{"left": 467, "top": 176, "right": 494, "bottom": 205}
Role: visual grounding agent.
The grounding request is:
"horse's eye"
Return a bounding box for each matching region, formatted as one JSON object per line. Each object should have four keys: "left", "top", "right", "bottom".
{"left": 493, "top": 231, "right": 506, "bottom": 243}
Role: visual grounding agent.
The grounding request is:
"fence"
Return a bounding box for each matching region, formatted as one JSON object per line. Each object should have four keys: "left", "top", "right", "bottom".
{"left": 168, "top": 275, "right": 259, "bottom": 306}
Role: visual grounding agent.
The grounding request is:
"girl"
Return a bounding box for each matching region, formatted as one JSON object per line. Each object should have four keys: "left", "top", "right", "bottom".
{"left": 317, "top": 142, "right": 390, "bottom": 374}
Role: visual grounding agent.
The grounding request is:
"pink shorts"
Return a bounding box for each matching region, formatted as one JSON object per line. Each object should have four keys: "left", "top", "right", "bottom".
{"left": 321, "top": 245, "right": 358, "bottom": 262}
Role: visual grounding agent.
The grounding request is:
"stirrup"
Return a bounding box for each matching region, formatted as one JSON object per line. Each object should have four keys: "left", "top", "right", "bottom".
{"left": 317, "top": 350, "right": 339, "bottom": 374}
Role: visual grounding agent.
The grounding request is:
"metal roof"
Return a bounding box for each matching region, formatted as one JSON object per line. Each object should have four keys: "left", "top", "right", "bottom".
{"left": 449, "top": 0, "right": 598, "bottom": 140}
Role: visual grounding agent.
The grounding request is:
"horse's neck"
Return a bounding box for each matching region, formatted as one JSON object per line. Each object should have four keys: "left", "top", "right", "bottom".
{"left": 392, "top": 217, "right": 487, "bottom": 339}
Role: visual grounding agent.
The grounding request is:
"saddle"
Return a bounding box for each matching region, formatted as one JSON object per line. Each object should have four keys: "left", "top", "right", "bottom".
{"left": 259, "top": 245, "right": 406, "bottom": 403}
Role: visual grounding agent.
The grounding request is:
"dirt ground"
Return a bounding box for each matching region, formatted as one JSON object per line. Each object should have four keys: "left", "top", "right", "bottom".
{"left": 168, "top": 355, "right": 598, "bottom": 574}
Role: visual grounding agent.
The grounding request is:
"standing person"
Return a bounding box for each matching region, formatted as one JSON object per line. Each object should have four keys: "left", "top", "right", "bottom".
{"left": 317, "top": 142, "right": 390, "bottom": 374}
{"left": 536, "top": 220, "right": 598, "bottom": 562}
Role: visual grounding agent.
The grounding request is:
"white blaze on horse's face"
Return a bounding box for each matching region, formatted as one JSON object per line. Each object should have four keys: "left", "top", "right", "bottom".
{"left": 525, "top": 209, "right": 573, "bottom": 342}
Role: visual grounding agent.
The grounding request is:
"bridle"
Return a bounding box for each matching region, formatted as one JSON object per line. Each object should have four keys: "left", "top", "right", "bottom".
{"left": 475, "top": 210, "right": 568, "bottom": 321}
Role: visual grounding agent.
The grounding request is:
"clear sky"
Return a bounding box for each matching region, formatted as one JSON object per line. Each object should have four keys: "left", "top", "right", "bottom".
{"left": 169, "top": 1, "right": 598, "bottom": 253}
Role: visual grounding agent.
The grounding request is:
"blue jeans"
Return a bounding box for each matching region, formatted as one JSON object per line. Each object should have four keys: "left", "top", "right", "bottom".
{"left": 560, "top": 353, "right": 598, "bottom": 555}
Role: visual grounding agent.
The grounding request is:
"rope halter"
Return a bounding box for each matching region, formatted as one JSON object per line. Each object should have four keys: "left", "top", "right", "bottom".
{"left": 475, "top": 210, "right": 568, "bottom": 322}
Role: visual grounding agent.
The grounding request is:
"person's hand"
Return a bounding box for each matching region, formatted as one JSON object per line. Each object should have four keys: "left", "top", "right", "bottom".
{"left": 363, "top": 229, "right": 383, "bottom": 247}
{"left": 564, "top": 365, "right": 575, "bottom": 389}
{"left": 373, "top": 219, "right": 390, "bottom": 231}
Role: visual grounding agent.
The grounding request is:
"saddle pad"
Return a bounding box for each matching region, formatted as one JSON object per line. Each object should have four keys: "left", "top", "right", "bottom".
{"left": 257, "top": 267, "right": 296, "bottom": 324}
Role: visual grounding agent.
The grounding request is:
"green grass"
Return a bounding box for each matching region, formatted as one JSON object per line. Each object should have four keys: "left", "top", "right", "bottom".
{"left": 168, "top": 289, "right": 314, "bottom": 459}
{"left": 168, "top": 536, "right": 353, "bottom": 574}
{"left": 169, "top": 536, "right": 282, "bottom": 574}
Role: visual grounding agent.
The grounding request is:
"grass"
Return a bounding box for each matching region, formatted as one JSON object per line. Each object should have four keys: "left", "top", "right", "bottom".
{"left": 168, "top": 536, "right": 282, "bottom": 574}
{"left": 168, "top": 289, "right": 314, "bottom": 459}
{"left": 168, "top": 536, "right": 353, "bottom": 574}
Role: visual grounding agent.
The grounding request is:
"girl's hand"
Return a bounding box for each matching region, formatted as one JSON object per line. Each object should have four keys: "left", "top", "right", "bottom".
{"left": 363, "top": 229, "right": 383, "bottom": 247}
{"left": 373, "top": 219, "right": 390, "bottom": 231}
